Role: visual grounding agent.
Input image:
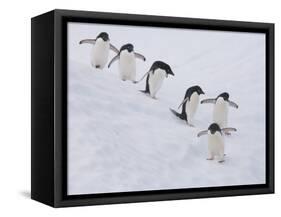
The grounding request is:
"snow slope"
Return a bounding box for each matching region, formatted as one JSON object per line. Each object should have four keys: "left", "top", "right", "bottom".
{"left": 67, "top": 22, "right": 266, "bottom": 195}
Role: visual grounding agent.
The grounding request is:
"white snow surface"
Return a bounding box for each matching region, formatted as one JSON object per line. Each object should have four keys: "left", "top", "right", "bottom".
{"left": 67, "top": 22, "right": 266, "bottom": 195}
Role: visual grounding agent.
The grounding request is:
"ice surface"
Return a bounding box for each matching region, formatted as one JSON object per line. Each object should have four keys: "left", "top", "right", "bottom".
{"left": 67, "top": 22, "right": 266, "bottom": 195}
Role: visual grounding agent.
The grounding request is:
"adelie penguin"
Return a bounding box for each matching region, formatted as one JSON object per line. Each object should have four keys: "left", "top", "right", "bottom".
{"left": 79, "top": 32, "right": 119, "bottom": 69}
{"left": 108, "top": 43, "right": 146, "bottom": 81}
{"left": 201, "top": 92, "right": 238, "bottom": 133}
{"left": 135, "top": 61, "right": 174, "bottom": 99}
{"left": 197, "top": 123, "right": 237, "bottom": 163}
{"left": 170, "top": 86, "right": 204, "bottom": 127}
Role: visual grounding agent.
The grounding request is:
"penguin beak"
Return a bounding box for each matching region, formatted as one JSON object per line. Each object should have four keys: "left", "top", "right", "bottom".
{"left": 168, "top": 71, "right": 174, "bottom": 77}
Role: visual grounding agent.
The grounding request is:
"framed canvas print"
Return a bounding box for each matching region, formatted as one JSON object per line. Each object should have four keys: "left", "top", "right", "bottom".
{"left": 31, "top": 9, "right": 274, "bottom": 207}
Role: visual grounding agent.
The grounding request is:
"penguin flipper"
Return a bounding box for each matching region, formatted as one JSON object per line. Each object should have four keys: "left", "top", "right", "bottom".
{"left": 169, "top": 108, "right": 186, "bottom": 120}
{"left": 110, "top": 44, "right": 119, "bottom": 54}
{"left": 201, "top": 98, "right": 216, "bottom": 104}
{"left": 178, "top": 97, "right": 189, "bottom": 109}
{"left": 135, "top": 52, "right": 146, "bottom": 61}
{"left": 79, "top": 39, "right": 96, "bottom": 44}
{"left": 134, "top": 71, "right": 150, "bottom": 84}
{"left": 197, "top": 130, "right": 208, "bottom": 137}
{"left": 139, "top": 74, "right": 151, "bottom": 94}
{"left": 138, "top": 73, "right": 151, "bottom": 93}
{"left": 222, "top": 127, "right": 237, "bottom": 134}
{"left": 228, "top": 100, "right": 239, "bottom": 109}
{"left": 108, "top": 54, "right": 119, "bottom": 68}
{"left": 145, "top": 74, "right": 150, "bottom": 93}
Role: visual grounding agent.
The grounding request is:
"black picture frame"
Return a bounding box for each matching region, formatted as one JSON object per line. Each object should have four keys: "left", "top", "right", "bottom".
{"left": 31, "top": 9, "right": 274, "bottom": 208}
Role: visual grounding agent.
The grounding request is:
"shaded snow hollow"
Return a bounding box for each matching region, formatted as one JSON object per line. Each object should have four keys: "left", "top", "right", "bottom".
{"left": 67, "top": 22, "right": 266, "bottom": 195}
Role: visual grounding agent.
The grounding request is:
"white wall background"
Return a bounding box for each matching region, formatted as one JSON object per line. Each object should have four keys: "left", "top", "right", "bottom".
{"left": 0, "top": 0, "right": 279, "bottom": 216}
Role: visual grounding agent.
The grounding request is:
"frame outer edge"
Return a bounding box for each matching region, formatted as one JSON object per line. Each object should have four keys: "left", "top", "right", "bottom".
{"left": 31, "top": 10, "right": 56, "bottom": 207}
{"left": 50, "top": 9, "right": 275, "bottom": 207}
{"left": 268, "top": 23, "right": 274, "bottom": 193}
{"left": 54, "top": 10, "right": 63, "bottom": 208}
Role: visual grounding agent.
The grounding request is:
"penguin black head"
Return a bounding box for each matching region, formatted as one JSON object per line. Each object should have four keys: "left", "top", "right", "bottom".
{"left": 151, "top": 61, "right": 174, "bottom": 76}
{"left": 192, "top": 85, "right": 205, "bottom": 95}
{"left": 166, "top": 66, "right": 174, "bottom": 76}
{"left": 185, "top": 85, "right": 204, "bottom": 99}
{"left": 96, "top": 32, "right": 109, "bottom": 41}
{"left": 208, "top": 123, "right": 222, "bottom": 134}
{"left": 120, "top": 43, "right": 134, "bottom": 53}
{"left": 217, "top": 92, "right": 229, "bottom": 101}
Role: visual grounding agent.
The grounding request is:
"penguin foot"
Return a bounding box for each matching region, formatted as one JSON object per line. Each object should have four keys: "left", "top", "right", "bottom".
{"left": 206, "top": 157, "right": 214, "bottom": 160}
{"left": 218, "top": 160, "right": 225, "bottom": 163}
{"left": 95, "top": 65, "right": 101, "bottom": 69}
{"left": 187, "top": 123, "right": 195, "bottom": 127}
{"left": 186, "top": 119, "right": 194, "bottom": 127}
{"left": 139, "top": 90, "right": 149, "bottom": 95}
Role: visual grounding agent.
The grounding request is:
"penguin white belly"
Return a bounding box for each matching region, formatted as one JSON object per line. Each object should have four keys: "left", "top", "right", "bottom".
{"left": 148, "top": 69, "right": 166, "bottom": 98}
{"left": 213, "top": 99, "right": 228, "bottom": 128}
{"left": 208, "top": 132, "right": 225, "bottom": 161}
{"left": 186, "top": 92, "right": 199, "bottom": 123}
{"left": 91, "top": 39, "right": 110, "bottom": 69}
{"left": 119, "top": 51, "right": 136, "bottom": 81}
